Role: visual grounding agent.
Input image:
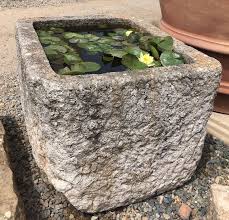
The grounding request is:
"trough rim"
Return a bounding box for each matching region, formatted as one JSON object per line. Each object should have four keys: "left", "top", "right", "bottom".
{"left": 16, "top": 15, "right": 222, "bottom": 88}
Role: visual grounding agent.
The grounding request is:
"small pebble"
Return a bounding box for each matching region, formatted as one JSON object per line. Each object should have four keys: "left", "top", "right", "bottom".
{"left": 179, "top": 203, "right": 192, "bottom": 220}
{"left": 4, "top": 211, "right": 12, "bottom": 219}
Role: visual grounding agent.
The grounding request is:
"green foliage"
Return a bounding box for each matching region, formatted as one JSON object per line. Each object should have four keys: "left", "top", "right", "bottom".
{"left": 121, "top": 54, "right": 147, "bottom": 70}
{"left": 37, "top": 26, "right": 185, "bottom": 75}
{"left": 160, "top": 51, "right": 184, "bottom": 66}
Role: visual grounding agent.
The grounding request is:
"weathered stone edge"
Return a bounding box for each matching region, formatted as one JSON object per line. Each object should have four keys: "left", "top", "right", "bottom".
{"left": 15, "top": 15, "right": 222, "bottom": 89}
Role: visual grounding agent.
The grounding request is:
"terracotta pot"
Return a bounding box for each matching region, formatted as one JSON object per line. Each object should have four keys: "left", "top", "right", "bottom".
{"left": 159, "top": 0, "right": 229, "bottom": 114}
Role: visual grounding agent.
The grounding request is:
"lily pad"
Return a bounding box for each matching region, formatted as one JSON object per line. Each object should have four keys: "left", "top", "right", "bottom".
{"left": 127, "top": 32, "right": 141, "bottom": 43}
{"left": 114, "top": 28, "right": 127, "bottom": 35}
{"left": 64, "top": 53, "right": 82, "bottom": 65}
{"left": 37, "top": 30, "right": 50, "bottom": 37}
{"left": 69, "top": 38, "right": 80, "bottom": 44}
{"left": 64, "top": 32, "right": 84, "bottom": 39}
{"left": 158, "top": 36, "right": 173, "bottom": 51}
{"left": 98, "top": 38, "right": 114, "bottom": 44}
{"left": 126, "top": 46, "right": 145, "bottom": 57}
{"left": 58, "top": 67, "right": 71, "bottom": 75}
{"left": 39, "top": 36, "right": 61, "bottom": 45}
{"left": 160, "top": 51, "right": 184, "bottom": 66}
{"left": 112, "top": 35, "right": 124, "bottom": 41}
{"left": 121, "top": 54, "right": 148, "bottom": 70}
{"left": 105, "top": 49, "right": 127, "bottom": 58}
{"left": 71, "top": 62, "right": 101, "bottom": 73}
{"left": 45, "top": 45, "right": 67, "bottom": 53}
{"left": 44, "top": 48, "right": 60, "bottom": 59}
{"left": 50, "top": 27, "right": 64, "bottom": 33}
{"left": 149, "top": 36, "right": 163, "bottom": 46}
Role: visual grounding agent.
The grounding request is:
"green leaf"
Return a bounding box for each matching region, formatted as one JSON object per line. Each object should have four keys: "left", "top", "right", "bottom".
{"left": 154, "top": 61, "right": 162, "bottom": 67}
{"left": 77, "top": 43, "right": 88, "bottom": 49}
{"left": 37, "top": 30, "right": 50, "bottom": 37}
{"left": 69, "top": 38, "right": 79, "bottom": 44}
{"left": 64, "top": 54, "right": 82, "bottom": 65}
{"left": 149, "top": 36, "right": 163, "bottom": 46}
{"left": 150, "top": 46, "right": 160, "bottom": 59}
{"left": 84, "top": 34, "right": 100, "bottom": 41}
{"left": 44, "top": 48, "right": 61, "bottom": 59}
{"left": 71, "top": 62, "right": 101, "bottom": 73}
{"left": 127, "top": 32, "right": 140, "bottom": 43}
{"left": 160, "top": 51, "right": 184, "bottom": 66}
{"left": 158, "top": 36, "right": 173, "bottom": 51}
{"left": 58, "top": 67, "right": 71, "bottom": 75}
{"left": 121, "top": 54, "right": 148, "bottom": 70}
{"left": 112, "top": 35, "right": 124, "bottom": 41}
{"left": 39, "top": 36, "right": 61, "bottom": 45}
{"left": 45, "top": 45, "right": 67, "bottom": 53}
{"left": 111, "top": 41, "right": 123, "bottom": 47}
{"left": 114, "top": 28, "right": 127, "bottom": 35}
{"left": 78, "top": 38, "right": 89, "bottom": 44}
{"left": 86, "top": 44, "right": 102, "bottom": 52}
{"left": 64, "top": 32, "right": 84, "bottom": 39}
{"left": 50, "top": 27, "right": 64, "bottom": 33}
{"left": 97, "top": 38, "right": 113, "bottom": 44}
{"left": 105, "top": 49, "right": 127, "bottom": 58}
{"left": 126, "top": 46, "right": 145, "bottom": 57}
{"left": 102, "top": 55, "right": 114, "bottom": 62}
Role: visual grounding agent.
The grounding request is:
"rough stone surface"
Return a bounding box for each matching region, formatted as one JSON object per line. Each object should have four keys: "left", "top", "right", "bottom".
{"left": 16, "top": 15, "right": 222, "bottom": 213}
{"left": 209, "top": 184, "right": 229, "bottom": 220}
{"left": 0, "top": 122, "right": 23, "bottom": 219}
{"left": 0, "top": 0, "right": 79, "bottom": 8}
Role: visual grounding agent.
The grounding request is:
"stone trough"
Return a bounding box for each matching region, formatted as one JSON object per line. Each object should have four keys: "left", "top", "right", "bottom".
{"left": 16, "top": 16, "right": 221, "bottom": 213}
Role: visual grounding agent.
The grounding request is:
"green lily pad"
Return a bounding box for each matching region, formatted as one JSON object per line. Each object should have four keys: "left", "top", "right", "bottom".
{"left": 64, "top": 54, "right": 82, "bottom": 65}
{"left": 37, "top": 30, "right": 50, "bottom": 37}
{"left": 44, "top": 48, "right": 61, "bottom": 59}
{"left": 111, "top": 41, "right": 123, "bottom": 47}
{"left": 149, "top": 36, "right": 163, "bottom": 46}
{"left": 114, "top": 28, "right": 128, "bottom": 35}
{"left": 86, "top": 44, "right": 102, "bottom": 52}
{"left": 126, "top": 46, "right": 145, "bottom": 57}
{"left": 45, "top": 45, "right": 67, "bottom": 53}
{"left": 83, "top": 34, "right": 100, "bottom": 41}
{"left": 127, "top": 32, "right": 141, "bottom": 43}
{"left": 158, "top": 36, "right": 173, "bottom": 51}
{"left": 105, "top": 49, "right": 127, "bottom": 58}
{"left": 69, "top": 38, "right": 80, "bottom": 44}
{"left": 121, "top": 54, "right": 148, "bottom": 70}
{"left": 58, "top": 67, "right": 71, "bottom": 75}
{"left": 112, "top": 35, "right": 124, "bottom": 41}
{"left": 78, "top": 38, "right": 89, "bottom": 44}
{"left": 64, "top": 32, "right": 84, "bottom": 39}
{"left": 39, "top": 36, "right": 61, "bottom": 45}
{"left": 150, "top": 46, "right": 160, "bottom": 59}
{"left": 71, "top": 62, "right": 101, "bottom": 73}
{"left": 160, "top": 51, "right": 184, "bottom": 66}
{"left": 50, "top": 27, "right": 64, "bottom": 33}
{"left": 97, "top": 38, "right": 114, "bottom": 44}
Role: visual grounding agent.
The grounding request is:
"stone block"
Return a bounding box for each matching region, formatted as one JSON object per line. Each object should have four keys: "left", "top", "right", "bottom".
{"left": 16, "top": 15, "right": 222, "bottom": 213}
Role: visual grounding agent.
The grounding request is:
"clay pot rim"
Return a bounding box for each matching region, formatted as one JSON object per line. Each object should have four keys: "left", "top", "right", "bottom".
{"left": 160, "top": 20, "right": 229, "bottom": 55}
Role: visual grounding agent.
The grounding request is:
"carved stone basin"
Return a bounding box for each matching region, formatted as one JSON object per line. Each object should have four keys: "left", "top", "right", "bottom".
{"left": 16, "top": 16, "right": 221, "bottom": 213}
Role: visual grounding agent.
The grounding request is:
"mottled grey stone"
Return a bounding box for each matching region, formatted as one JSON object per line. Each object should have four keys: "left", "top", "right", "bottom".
{"left": 16, "top": 15, "right": 222, "bottom": 213}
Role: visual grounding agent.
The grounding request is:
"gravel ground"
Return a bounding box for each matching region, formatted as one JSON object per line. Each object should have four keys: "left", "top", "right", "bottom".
{"left": 0, "top": 1, "right": 228, "bottom": 219}
{"left": 0, "top": 0, "right": 80, "bottom": 8}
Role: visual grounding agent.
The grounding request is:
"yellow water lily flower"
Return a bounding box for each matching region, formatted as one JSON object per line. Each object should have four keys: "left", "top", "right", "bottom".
{"left": 125, "top": 30, "right": 133, "bottom": 37}
{"left": 138, "top": 52, "right": 154, "bottom": 66}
